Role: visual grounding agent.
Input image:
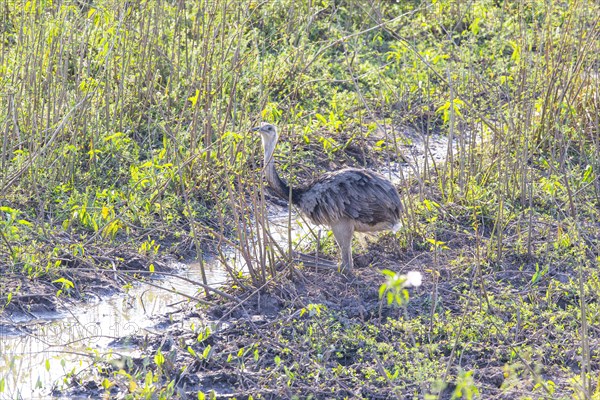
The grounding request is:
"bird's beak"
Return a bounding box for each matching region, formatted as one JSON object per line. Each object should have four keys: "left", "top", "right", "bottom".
{"left": 250, "top": 126, "right": 261, "bottom": 132}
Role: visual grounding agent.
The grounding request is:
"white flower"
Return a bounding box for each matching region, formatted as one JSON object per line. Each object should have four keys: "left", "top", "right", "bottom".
{"left": 403, "top": 271, "right": 422, "bottom": 288}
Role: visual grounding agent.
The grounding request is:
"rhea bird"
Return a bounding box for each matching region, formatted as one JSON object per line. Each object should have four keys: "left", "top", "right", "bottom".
{"left": 253, "top": 122, "right": 402, "bottom": 274}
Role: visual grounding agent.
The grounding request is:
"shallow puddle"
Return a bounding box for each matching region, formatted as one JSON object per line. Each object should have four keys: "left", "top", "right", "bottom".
{"left": 0, "top": 261, "right": 230, "bottom": 399}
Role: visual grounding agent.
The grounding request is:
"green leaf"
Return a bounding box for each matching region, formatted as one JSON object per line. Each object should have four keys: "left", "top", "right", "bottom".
{"left": 101, "top": 378, "right": 112, "bottom": 390}
{"left": 101, "top": 206, "right": 110, "bottom": 220}
{"left": 154, "top": 349, "right": 164, "bottom": 366}
{"left": 202, "top": 345, "right": 212, "bottom": 360}
{"left": 315, "top": 113, "right": 328, "bottom": 125}
{"left": 381, "top": 269, "right": 396, "bottom": 278}
{"left": 104, "top": 132, "right": 124, "bottom": 142}
{"left": 188, "top": 89, "right": 200, "bottom": 107}
{"left": 144, "top": 371, "right": 153, "bottom": 386}
{"left": 582, "top": 165, "right": 594, "bottom": 183}
{"left": 53, "top": 277, "right": 74, "bottom": 289}
{"left": 470, "top": 17, "right": 481, "bottom": 35}
{"left": 378, "top": 284, "right": 387, "bottom": 299}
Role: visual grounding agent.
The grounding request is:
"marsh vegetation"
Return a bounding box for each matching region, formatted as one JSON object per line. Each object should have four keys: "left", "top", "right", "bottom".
{"left": 1, "top": 0, "right": 600, "bottom": 398}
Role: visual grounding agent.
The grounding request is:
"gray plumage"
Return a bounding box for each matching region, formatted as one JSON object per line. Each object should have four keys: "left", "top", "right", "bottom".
{"left": 253, "top": 123, "right": 402, "bottom": 274}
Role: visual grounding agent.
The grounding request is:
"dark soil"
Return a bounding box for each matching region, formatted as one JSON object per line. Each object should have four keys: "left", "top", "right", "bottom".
{"left": 43, "top": 203, "right": 592, "bottom": 400}
{"left": 49, "top": 227, "right": 516, "bottom": 399}
{"left": 54, "top": 263, "right": 406, "bottom": 399}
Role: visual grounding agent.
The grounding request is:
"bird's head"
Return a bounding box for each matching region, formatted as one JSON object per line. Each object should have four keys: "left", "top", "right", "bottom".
{"left": 251, "top": 122, "right": 278, "bottom": 148}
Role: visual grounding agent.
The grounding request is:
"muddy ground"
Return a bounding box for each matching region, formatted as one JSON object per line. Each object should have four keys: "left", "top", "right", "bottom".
{"left": 55, "top": 245, "right": 444, "bottom": 399}
{"left": 2, "top": 206, "right": 593, "bottom": 399}
{"left": 41, "top": 221, "right": 585, "bottom": 399}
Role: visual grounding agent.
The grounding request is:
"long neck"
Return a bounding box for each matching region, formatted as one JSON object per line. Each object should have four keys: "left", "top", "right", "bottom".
{"left": 263, "top": 137, "right": 292, "bottom": 201}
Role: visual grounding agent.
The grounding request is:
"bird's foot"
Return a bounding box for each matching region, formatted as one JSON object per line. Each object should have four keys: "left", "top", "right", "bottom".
{"left": 338, "top": 265, "right": 355, "bottom": 280}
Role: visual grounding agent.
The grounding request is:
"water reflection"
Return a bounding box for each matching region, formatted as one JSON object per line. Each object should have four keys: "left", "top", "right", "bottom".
{"left": 0, "top": 261, "right": 220, "bottom": 399}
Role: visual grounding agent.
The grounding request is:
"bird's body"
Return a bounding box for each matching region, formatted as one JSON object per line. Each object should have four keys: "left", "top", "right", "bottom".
{"left": 293, "top": 167, "right": 401, "bottom": 231}
{"left": 254, "top": 123, "right": 402, "bottom": 274}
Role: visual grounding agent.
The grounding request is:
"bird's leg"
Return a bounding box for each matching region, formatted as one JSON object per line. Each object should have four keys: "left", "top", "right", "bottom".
{"left": 331, "top": 220, "right": 354, "bottom": 275}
